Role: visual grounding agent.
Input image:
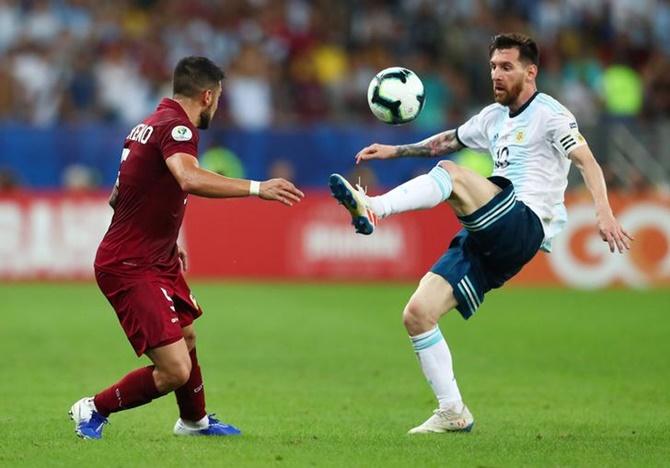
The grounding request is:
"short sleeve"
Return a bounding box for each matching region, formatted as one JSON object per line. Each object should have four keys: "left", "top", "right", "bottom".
{"left": 547, "top": 111, "right": 587, "bottom": 158}
{"left": 159, "top": 121, "right": 199, "bottom": 160}
{"left": 456, "top": 106, "right": 496, "bottom": 153}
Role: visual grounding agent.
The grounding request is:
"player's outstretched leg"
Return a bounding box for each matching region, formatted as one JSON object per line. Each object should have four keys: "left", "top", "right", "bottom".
{"left": 403, "top": 273, "right": 474, "bottom": 434}
{"left": 69, "top": 364, "right": 162, "bottom": 440}
{"left": 69, "top": 340, "right": 191, "bottom": 440}
{"left": 330, "top": 161, "right": 502, "bottom": 234}
{"left": 329, "top": 166, "right": 449, "bottom": 234}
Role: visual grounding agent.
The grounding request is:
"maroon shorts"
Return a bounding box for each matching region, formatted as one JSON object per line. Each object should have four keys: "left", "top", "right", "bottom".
{"left": 95, "top": 269, "right": 203, "bottom": 356}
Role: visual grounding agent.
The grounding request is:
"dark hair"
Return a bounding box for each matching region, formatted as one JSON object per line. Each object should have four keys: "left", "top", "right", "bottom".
{"left": 173, "top": 56, "right": 225, "bottom": 98}
{"left": 489, "top": 33, "right": 539, "bottom": 66}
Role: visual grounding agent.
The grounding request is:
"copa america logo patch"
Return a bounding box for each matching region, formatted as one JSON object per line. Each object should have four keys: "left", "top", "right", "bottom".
{"left": 171, "top": 125, "right": 192, "bottom": 141}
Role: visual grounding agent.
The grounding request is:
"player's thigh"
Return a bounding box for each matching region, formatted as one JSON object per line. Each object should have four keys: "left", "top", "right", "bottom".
{"left": 404, "top": 272, "right": 458, "bottom": 324}
{"left": 438, "top": 160, "right": 501, "bottom": 216}
{"left": 96, "top": 271, "right": 187, "bottom": 356}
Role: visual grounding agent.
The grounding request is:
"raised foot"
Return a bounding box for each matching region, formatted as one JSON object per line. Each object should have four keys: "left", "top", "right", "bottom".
{"left": 328, "top": 173, "right": 375, "bottom": 235}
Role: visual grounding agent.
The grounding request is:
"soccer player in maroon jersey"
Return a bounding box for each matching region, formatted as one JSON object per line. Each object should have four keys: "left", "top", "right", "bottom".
{"left": 69, "top": 57, "right": 304, "bottom": 439}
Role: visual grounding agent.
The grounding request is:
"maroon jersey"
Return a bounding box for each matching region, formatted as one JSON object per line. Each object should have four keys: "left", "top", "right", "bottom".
{"left": 95, "top": 98, "right": 199, "bottom": 276}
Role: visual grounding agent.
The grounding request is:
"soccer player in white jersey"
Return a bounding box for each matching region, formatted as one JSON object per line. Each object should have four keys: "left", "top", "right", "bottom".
{"left": 328, "top": 33, "right": 633, "bottom": 434}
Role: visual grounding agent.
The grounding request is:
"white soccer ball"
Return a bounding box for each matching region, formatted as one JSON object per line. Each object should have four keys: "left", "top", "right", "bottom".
{"left": 367, "top": 67, "right": 425, "bottom": 124}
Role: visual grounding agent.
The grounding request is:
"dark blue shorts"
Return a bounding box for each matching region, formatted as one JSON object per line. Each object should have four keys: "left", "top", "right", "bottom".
{"left": 430, "top": 176, "right": 544, "bottom": 319}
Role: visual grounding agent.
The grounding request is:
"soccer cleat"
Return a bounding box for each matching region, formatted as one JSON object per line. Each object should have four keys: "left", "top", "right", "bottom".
{"left": 407, "top": 405, "right": 474, "bottom": 434}
{"left": 69, "top": 397, "right": 108, "bottom": 440}
{"left": 328, "top": 173, "right": 377, "bottom": 235}
{"left": 173, "top": 414, "right": 241, "bottom": 436}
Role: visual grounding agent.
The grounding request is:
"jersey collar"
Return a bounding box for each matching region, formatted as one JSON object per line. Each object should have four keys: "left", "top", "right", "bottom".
{"left": 508, "top": 91, "right": 539, "bottom": 118}
{"left": 157, "top": 98, "right": 191, "bottom": 122}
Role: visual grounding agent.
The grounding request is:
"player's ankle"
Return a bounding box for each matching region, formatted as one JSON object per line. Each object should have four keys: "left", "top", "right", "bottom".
{"left": 439, "top": 400, "right": 464, "bottom": 412}
{"left": 366, "top": 195, "right": 384, "bottom": 218}
{"left": 179, "top": 415, "right": 209, "bottom": 429}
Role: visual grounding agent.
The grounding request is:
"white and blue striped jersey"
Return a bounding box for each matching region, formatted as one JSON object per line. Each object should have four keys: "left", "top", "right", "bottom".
{"left": 456, "top": 92, "right": 586, "bottom": 252}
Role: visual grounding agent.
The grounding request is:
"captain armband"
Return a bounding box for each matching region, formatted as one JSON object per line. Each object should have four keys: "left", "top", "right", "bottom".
{"left": 558, "top": 130, "right": 586, "bottom": 154}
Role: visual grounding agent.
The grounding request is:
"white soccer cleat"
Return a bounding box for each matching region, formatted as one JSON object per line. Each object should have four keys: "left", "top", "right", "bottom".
{"left": 407, "top": 405, "right": 474, "bottom": 434}
{"left": 328, "top": 173, "right": 378, "bottom": 235}
{"left": 69, "top": 397, "right": 108, "bottom": 439}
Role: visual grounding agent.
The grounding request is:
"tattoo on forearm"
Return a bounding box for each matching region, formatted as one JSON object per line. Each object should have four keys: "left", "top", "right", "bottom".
{"left": 395, "top": 129, "right": 462, "bottom": 158}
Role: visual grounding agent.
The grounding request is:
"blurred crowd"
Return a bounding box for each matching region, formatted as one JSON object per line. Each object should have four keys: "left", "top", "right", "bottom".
{"left": 0, "top": 0, "right": 669, "bottom": 129}
{"left": 1, "top": 0, "right": 670, "bottom": 194}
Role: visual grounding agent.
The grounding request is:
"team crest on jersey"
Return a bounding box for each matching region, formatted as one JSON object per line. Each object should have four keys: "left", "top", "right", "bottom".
{"left": 515, "top": 129, "right": 525, "bottom": 143}
{"left": 171, "top": 125, "right": 192, "bottom": 141}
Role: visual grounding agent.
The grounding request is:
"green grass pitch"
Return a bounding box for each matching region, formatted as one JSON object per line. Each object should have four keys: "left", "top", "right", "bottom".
{"left": 1, "top": 282, "right": 668, "bottom": 467}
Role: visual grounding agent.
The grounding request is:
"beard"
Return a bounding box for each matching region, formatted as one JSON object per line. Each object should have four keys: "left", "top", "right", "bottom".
{"left": 493, "top": 79, "right": 523, "bottom": 106}
{"left": 197, "top": 106, "right": 214, "bottom": 129}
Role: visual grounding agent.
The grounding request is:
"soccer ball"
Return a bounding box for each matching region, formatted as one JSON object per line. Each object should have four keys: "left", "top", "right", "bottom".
{"left": 367, "top": 67, "right": 425, "bottom": 124}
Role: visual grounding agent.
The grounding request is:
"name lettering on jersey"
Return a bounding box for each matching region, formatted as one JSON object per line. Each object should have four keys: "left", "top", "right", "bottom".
{"left": 127, "top": 124, "right": 154, "bottom": 144}
{"left": 171, "top": 125, "right": 193, "bottom": 141}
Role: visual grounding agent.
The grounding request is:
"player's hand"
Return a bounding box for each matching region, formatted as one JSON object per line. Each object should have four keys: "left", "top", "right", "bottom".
{"left": 260, "top": 178, "right": 304, "bottom": 206}
{"left": 355, "top": 143, "right": 397, "bottom": 164}
{"left": 178, "top": 245, "right": 188, "bottom": 271}
{"left": 597, "top": 212, "right": 634, "bottom": 253}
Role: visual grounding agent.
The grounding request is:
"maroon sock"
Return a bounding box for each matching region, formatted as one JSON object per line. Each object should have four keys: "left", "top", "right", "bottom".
{"left": 174, "top": 348, "right": 206, "bottom": 421}
{"left": 93, "top": 366, "right": 162, "bottom": 417}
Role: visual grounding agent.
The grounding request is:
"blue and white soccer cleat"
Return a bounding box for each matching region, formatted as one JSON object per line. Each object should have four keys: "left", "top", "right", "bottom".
{"left": 328, "top": 173, "right": 377, "bottom": 235}
{"left": 173, "top": 414, "right": 241, "bottom": 436}
{"left": 69, "top": 397, "right": 108, "bottom": 440}
{"left": 407, "top": 405, "right": 474, "bottom": 434}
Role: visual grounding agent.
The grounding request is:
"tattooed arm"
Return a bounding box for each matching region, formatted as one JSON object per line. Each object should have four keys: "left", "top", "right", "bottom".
{"left": 355, "top": 129, "right": 464, "bottom": 164}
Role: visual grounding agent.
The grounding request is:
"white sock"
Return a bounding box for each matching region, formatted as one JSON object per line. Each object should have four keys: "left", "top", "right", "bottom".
{"left": 88, "top": 398, "right": 98, "bottom": 413}
{"left": 180, "top": 415, "right": 209, "bottom": 429}
{"left": 410, "top": 326, "right": 463, "bottom": 410}
{"left": 367, "top": 166, "right": 452, "bottom": 219}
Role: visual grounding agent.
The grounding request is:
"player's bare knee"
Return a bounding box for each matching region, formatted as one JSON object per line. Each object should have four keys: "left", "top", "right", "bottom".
{"left": 402, "top": 300, "right": 432, "bottom": 334}
{"left": 175, "top": 365, "right": 192, "bottom": 387}
{"left": 171, "top": 362, "right": 192, "bottom": 388}
{"left": 158, "top": 361, "right": 192, "bottom": 390}
{"left": 437, "top": 160, "right": 461, "bottom": 183}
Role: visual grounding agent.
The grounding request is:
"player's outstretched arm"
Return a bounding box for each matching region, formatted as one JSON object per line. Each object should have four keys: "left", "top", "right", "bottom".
{"left": 355, "top": 129, "right": 464, "bottom": 164}
{"left": 569, "top": 145, "right": 633, "bottom": 253}
{"left": 166, "top": 153, "right": 304, "bottom": 206}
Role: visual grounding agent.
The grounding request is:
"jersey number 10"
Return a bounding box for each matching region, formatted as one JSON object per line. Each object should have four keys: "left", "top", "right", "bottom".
{"left": 494, "top": 146, "right": 509, "bottom": 169}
